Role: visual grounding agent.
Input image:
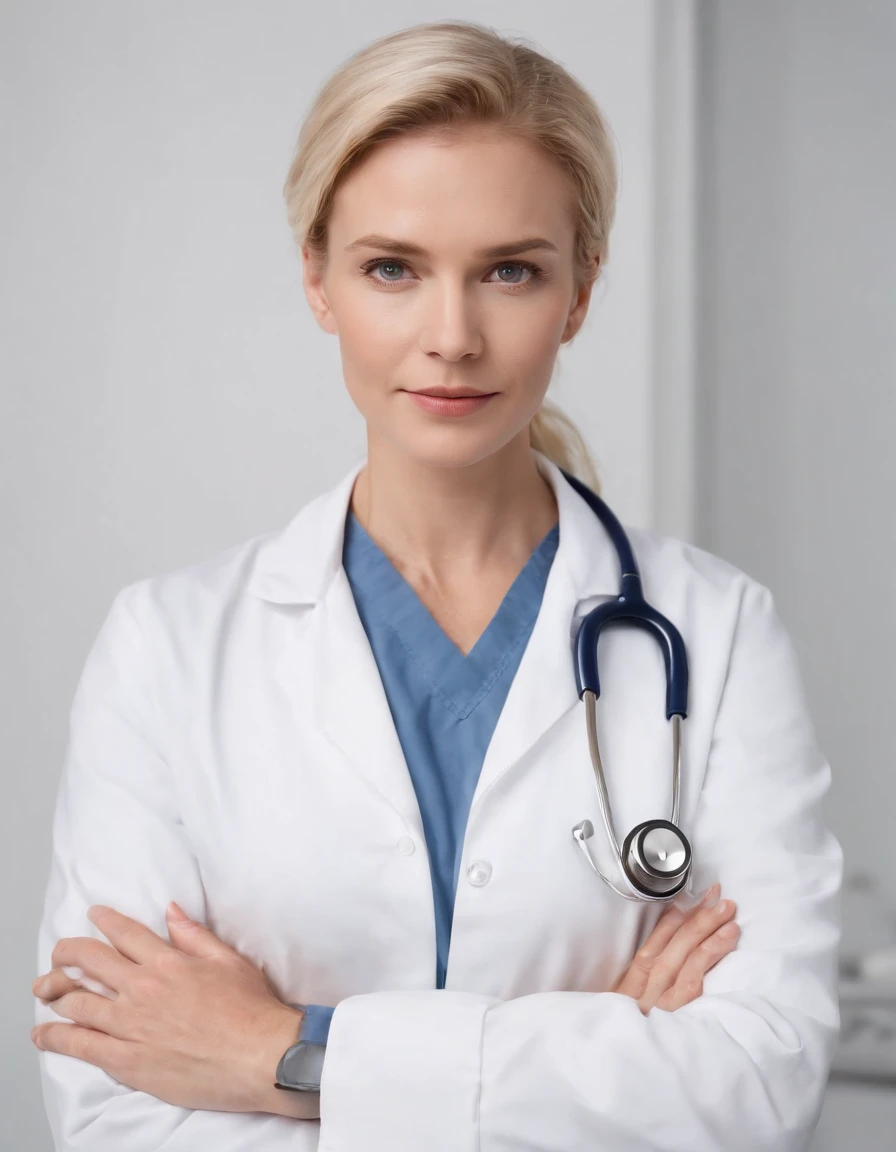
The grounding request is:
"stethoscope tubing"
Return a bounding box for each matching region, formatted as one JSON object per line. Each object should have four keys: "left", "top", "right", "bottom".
{"left": 559, "top": 469, "right": 692, "bottom": 903}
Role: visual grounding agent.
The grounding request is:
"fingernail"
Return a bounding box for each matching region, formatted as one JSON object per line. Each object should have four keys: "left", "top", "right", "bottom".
{"left": 703, "top": 884, "right": 720, "bottom": 908}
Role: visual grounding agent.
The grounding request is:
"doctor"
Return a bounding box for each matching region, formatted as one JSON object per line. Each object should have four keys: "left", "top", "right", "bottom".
{"left": 31, "top": 20, "right": 842, "bottom": 1152}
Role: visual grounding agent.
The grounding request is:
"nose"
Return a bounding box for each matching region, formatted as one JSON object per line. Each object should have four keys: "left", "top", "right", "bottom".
{"left": 420, "top": 280, "right": 483, "bottom": 361}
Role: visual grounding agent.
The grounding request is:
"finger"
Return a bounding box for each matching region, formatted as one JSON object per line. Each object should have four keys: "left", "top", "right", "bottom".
{"left": 644, "top": 884, "right": 722, "bottom": 957}
{"left": 50, "top": 934, "right": 134, "bottom": 991}
{"left": 641, "top": 900, "right": 737, "bottom": 1008}
{"left": 33, "top": 969, "right": 80, "bottom": 1005}
{"left": 655, "top": 973, "right": 703, "bottom": 1013}
{"left": 613, "top": 907, "right": 693, "bottom": 998}
{"left": 46, "top": 987, "right": 118, "bottom": 1036}
{"left": 32, "top": 1018, "right": 131, "bottom": 1073}
{"left": 656, "top": 921, "right": 741, "bottom": 1012}
{"left": 86, "top": 905, "right": 174, "bottom": 965}
{"left": 165, "top": 903, "right": 242, "bottom": 961}
{"left": 619, "top": 884, "right": 720, "bottom": 993}
{"left": 640, "top": 897, "right": 737, "bottom": 1005}
{"left": 672, "top": 879, "right": 720, "bottom": 915}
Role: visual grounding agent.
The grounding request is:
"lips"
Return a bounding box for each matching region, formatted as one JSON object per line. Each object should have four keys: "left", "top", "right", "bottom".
{"left": 410, "top": 390, "right": 495, "bottom": 398}
{"left": 405, "top": 391, "right": 497, "bottom": 417}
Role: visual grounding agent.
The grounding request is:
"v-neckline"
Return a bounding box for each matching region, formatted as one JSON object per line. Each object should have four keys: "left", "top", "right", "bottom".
{"left": 342, "top": 508, "right": 559, "bottom": 718}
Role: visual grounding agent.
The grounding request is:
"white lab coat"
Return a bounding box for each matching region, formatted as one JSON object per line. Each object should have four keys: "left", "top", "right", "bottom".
{"left": 35, "top": 449, "right": 843, "bottom": 1152}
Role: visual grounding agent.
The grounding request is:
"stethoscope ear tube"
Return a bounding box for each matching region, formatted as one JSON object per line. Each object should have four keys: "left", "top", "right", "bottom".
{"left": 574, "top": 602, "right": 689, "bottom": 720}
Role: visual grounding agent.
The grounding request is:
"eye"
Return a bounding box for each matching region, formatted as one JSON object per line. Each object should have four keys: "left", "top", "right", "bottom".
{"left": 361, "top": 258, "right": 409, "bottom": 285}
{"left": 358, "top": 258, "right": 547, "bottom": 293}
{"left": 489, "top": 262, "right": 539, "bottom": 288}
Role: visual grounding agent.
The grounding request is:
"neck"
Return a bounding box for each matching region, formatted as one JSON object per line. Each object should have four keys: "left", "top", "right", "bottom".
{"left": 349, "top": 430, "right": 559, "bottom": 593}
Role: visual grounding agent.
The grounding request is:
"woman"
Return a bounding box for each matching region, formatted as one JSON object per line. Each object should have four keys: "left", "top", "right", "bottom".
{"left": 31, "top": 20, "right": 842, "bottom": 1152}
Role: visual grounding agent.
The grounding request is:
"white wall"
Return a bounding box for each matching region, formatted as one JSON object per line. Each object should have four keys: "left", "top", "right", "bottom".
{"left": 695, "top": 0, "right": 896, "bottom": 1142}
{"left": 696, "top": 0, "right": 895, "bottom": 920}
{"left": 2, "top": 3, "right": 670, "bottom": 1145}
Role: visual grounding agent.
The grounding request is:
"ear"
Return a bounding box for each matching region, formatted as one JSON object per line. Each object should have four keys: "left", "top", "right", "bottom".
{"left": 301, "top": 244, "right": 338, "bottom": 335}
{"left": 562, "top": 259, "right": 600, "bottom": 344}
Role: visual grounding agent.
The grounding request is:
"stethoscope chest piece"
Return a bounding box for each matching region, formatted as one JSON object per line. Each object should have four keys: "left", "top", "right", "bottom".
{"left": 622, "top": 819, "right": 691, "bottom": 898}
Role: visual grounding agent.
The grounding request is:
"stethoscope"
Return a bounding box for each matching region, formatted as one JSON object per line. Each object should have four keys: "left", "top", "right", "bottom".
{"left": 559, "top": 469, "right": 692, "bottom": 904}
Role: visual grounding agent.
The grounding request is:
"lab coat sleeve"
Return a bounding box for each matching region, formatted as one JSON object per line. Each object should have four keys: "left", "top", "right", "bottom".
{"left": 35, "top": 584, "right": 318, "bottom": 1151}
{"left": 316, "top": 578, "right": 843, "bottom": 1152}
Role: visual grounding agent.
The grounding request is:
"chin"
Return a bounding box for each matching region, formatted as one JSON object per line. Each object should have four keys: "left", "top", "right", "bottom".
{"left": 394, "top": 427, "right": 525, "bottom": 472}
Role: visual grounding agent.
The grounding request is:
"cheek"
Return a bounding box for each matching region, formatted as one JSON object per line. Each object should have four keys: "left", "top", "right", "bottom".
{"left": 487, "top": 288, "right": 571, "bottom": 352}
{"left": 337, "top": 327, "right": 407, "bottom": 420}
{"left": 505, "top": 316, "right": 565, "bottom": 366}
{"left": 333, "top": 295, "right": 409, "bottom": 376}
{"left": 488, "top": 307, "right": 568, "bottom": 397}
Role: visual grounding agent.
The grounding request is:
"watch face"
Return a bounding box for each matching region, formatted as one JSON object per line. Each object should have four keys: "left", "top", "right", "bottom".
{"left": 278, "top": 1042, "right": 325, "bottom": 1091}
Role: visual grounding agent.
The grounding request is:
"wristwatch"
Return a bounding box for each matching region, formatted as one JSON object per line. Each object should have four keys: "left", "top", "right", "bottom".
{"left": 273, "top": 1003, "right": 329, "bottom": 1093}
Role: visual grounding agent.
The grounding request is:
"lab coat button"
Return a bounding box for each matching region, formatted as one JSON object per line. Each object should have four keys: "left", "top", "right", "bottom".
{"left": 397, "top": 835, "right": 416, "bottom": 856}
{"left": 467, "top": 859, "right": 492, "bottom": 886}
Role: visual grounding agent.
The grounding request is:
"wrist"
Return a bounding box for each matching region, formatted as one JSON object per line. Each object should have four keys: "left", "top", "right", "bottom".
{"left": 250, "top": 1003, "right": 320, "bottom": 1119}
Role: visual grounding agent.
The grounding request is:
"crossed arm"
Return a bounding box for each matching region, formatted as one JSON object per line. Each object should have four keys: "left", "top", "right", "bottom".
{"left": 32, "top": 578, "right": 842, "bottom": 1151}
{"left": 30, "top": 882, "right": 740, "bottom": 1120}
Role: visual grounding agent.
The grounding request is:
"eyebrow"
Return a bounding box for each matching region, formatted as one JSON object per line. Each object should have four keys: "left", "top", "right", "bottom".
{"left": 344, "top": 234, "right": 560, "bottom": 259}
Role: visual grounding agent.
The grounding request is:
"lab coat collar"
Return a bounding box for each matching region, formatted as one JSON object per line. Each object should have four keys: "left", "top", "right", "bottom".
{"left": 247, "top": 449, "right": 623, "bottom": 832}
{"left": 247, "top": 449, "right": 621, "bottom": 606}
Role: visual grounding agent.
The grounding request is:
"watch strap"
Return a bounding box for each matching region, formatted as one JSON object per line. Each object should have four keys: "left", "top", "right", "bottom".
{"left": 273, "top": 1002, "right": 335, "bottom": 1093}
{"left": 295, "top": 1002, "right": 336, "bottom": 1046}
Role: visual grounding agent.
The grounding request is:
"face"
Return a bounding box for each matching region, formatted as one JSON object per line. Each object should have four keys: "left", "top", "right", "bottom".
{"left": 302, "top": 126, "right": 598, "bottom": 471}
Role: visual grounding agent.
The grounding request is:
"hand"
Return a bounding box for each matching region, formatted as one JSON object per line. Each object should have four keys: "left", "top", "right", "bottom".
{"left": 612, "top": 883, "right": 740, "bottom": 1014}
{"left": 30, "top": 902, "right": 315, "bottom": 1118}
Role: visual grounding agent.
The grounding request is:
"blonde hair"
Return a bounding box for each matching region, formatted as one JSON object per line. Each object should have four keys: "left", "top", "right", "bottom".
{"left": 282, "top": 19, "right": 618, "bottom": 493}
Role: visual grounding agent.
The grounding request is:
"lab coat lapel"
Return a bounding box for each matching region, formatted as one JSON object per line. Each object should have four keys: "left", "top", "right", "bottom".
{"left": 248, "top": 451, "right": 620, "bottom": 831}
{"left": 274, "top": 570, "right": 425, "bottom": 834}
{"left": 249, "top": 457, "right": 425, "bottom": 835}
{"left": 471, "top": 452, "right": 620, "bottom": 807}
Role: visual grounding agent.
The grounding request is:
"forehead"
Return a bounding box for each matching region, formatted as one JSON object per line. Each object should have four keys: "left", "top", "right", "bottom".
{"left": 329, "top": 127, "right": 576, "bottom": 250}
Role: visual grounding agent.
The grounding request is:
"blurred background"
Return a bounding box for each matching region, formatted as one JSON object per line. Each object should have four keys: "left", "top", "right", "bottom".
{"left": 2, "top": 2, "right": 893, "bottom": 1147}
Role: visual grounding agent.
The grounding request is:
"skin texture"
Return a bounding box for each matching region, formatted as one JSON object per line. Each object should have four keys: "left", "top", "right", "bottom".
{"left": 302, "top": 125, "right": 598, "bottom": 645}
{"left": 30, "top": 125, "right": 738, "bottom": 1115}
{"left": 31, "top": 904, "right": 319, "bottom": 1118}
{"left": 612, "top": 882, "right": 740, "bottom": 1013}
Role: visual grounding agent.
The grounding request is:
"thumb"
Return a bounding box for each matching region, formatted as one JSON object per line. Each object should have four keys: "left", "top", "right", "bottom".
{"left": 165, "top": 902, "right": 232, "bottom": 958}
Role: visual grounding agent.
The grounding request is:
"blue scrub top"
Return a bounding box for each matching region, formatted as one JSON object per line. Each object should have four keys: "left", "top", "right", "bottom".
{"left": 296, "top": 504, "right": 560, "bottom": 1052}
